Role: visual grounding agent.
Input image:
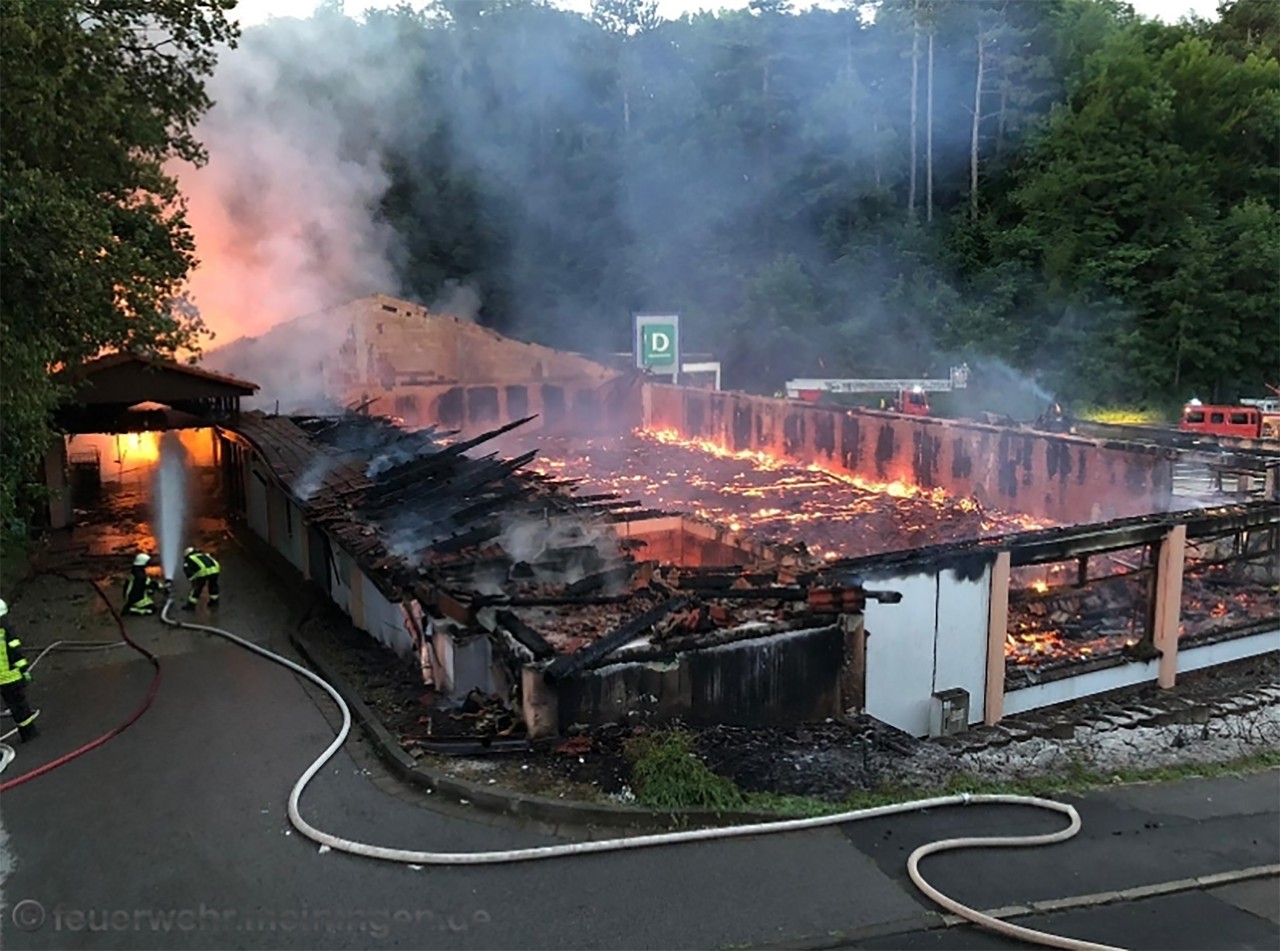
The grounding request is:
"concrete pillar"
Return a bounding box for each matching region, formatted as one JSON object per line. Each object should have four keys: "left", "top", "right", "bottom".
{"left": 1152, "top": 524, "right": 1186, "bottom": 689}
{"left": 521, "top": 666, "right": 559, "bottom": 739}
{"left": 43, "top": 438, "right": 70, "bottom": 530}
{"left": 839, "top": 613, "right": 867, "bottom": 714}
{"left": 984, "top": 550, "right": 1011, "bottom": 726}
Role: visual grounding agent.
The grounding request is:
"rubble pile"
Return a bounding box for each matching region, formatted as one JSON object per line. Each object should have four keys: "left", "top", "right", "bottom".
{"left": 692, "top": 718, "right": 943, "bottom": 801}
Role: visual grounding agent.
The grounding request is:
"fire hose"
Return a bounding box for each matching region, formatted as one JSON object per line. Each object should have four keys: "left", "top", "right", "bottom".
{"left": 156, "top": 600, "right": 1124, "bottom": 951}
{"left": 0, "top": 578, "right": 161, "bottom": 792}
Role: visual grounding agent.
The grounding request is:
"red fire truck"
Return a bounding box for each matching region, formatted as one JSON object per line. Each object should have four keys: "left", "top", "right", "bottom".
{"left": 1179, "top": 393, "right": 1280, "bottom": 441}
{"left": 784, "top": 365, "right": 969, "bottom": 417}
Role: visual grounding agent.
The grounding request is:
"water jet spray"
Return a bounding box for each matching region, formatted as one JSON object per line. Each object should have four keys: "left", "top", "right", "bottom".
{"left": 154, "top": 431, "right": 191, "bottom": 582}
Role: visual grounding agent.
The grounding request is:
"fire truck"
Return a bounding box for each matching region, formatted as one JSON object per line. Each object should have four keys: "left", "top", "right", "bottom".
{"left": 783, "top": 365, "right": 970, "bottom": 417}
{"left": 1180, "top": 386, "right": 1280, "bottom": 441}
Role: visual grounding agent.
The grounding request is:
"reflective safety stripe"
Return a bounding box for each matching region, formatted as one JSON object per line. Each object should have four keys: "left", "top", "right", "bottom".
{"left": 124, "top": 577, "right": 155, "bottom": 608}
{"left": 185, "top": 552, "right": 220, "bottom": 580}
{"left": 0, "top": 628, "right": 22, "bottom": 685}
{"left": 16, "top": 712, "right": 37, "bottom": 727}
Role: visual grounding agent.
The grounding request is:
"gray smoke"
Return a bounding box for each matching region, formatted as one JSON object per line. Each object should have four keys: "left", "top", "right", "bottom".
{"left": 429, "top": 280, "right": 483, "bottom": 323}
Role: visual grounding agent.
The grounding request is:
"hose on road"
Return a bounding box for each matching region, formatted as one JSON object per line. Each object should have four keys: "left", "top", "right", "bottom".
{"left": 0, "top": 577, "right": 161, "bottom": 792}
{"left": 160, "top": 600, "right": 1124, "bottom": 951}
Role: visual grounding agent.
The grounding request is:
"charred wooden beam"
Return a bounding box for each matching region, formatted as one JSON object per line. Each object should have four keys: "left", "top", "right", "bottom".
{"left": 543, "top": 597, "right": 690, "bottom": 682}
{"left": 564, "top": 564, "right": 633, "bottom": 597}
{"left": 607, "top": 508, "right": 681, "bottom": 523}
{"left": 494, "top": 610, "right": 556, "bottom": 660}
{"left": 473, "top": 593, "right": 637, "bottom": 608}
{"left": 428, "top": 523, "right": 503, "bottom": 555}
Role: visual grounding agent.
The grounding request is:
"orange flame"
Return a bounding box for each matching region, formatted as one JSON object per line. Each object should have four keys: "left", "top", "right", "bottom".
{"left": 645, "top": 428, "right": 945, "bottom": 501}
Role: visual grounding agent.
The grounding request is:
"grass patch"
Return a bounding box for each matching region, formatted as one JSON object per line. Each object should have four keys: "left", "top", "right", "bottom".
{"left": 624, "top": 728, "right": 746, "bottom": 813}
{"left": 621, "top": 727, "right": 1280, "bottom": 819}
{"left": 1076, "top": 405, "right": 1169, "bottom": 425}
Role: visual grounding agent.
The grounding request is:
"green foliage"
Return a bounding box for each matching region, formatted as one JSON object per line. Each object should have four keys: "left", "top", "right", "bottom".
{"left": 624, "top": 728, "right": 746, "bottom": 813}
{"left": 326, "top": 0, "right": 1275, "bottom": 409}
{"left": 0, "top": 0, "right": 237, "bottom": 537}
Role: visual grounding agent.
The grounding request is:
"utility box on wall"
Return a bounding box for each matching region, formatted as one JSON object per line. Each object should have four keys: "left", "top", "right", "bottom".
{"left": 931, "top": 688, "right": 970, "bottom": 737}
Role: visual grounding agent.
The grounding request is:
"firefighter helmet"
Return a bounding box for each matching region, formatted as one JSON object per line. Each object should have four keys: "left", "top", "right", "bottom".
{"left": 0, "top": 598, "right": 7, "bottom": 618}
{"left": 134, "top": 553, "right": 151, "bottom": 567}
{"left": 184, "top": 547, "right": 195, "bottom": 557}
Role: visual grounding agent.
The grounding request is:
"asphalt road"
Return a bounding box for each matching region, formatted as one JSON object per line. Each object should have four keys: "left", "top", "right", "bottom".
{"left": 1, "top": 549, "right": 1277, "bottom": 951}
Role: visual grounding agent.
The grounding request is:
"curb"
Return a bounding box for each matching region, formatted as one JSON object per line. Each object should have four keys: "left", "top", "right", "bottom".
{"left": 938, "top": 863, "right": 1280, "bottom": 926}
{"left": 287, "top": 626, "right": 782, "bottom": 831}
{"left": 750, "top": 866, "right": 1280, "bottom": 950}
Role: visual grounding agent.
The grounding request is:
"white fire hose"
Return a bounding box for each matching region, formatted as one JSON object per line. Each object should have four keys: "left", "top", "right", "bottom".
{"left": 155, "top": 600, "right": 1125, "bottom": 951}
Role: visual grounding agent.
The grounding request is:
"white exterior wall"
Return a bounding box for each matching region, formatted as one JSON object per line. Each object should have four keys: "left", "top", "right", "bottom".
{"left": 864, "top": 565, "right": 993, "bottom": 736}
{"left": 1002, "top": 628, "right": 1279, "bottom": 717}
{"left": 932, "top": 566, "right": 992, "bottom": 727}
{"left": 247, "top": 465, "right": 268, "bottom": 539}
{"left": 1177, "top": 628, "right": 1279, "bottom": 673}
{"left": 1002, "top": 659, "right": 1159, "bottom": 716}
{"left": 360, "top": 572, "right": 411, "bottom": 656}
{"left": 864, "top": 573, "right": 939, "bottom": 736}
{"left": 328, "top": 549, "right": 353, "bottom": 614}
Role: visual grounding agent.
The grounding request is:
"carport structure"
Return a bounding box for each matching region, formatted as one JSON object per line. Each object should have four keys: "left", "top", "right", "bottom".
{"left": 44, "top": 353, "right": 258, "bottom": 528}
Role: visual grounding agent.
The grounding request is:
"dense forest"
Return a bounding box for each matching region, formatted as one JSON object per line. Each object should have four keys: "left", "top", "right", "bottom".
{"left": 193, "top": 0, "right": 1278, "bottom": 408}
{"left": 1, "top": 0, "right": 1277, "bottom": 534}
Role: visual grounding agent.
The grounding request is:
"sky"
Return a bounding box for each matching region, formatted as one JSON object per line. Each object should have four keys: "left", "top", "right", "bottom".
{"left": 232, "top": 0, "right": 1223, "bottom": 27}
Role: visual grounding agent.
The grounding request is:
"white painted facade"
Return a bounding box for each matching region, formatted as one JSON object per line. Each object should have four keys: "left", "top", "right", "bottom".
{"left": 863, "top": 564, "right": 992, "bottom": 735}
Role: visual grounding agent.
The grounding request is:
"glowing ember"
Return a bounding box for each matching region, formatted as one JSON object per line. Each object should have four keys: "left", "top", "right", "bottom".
{"left": 520, "top": 428, "right": 1048, "bottom": 561}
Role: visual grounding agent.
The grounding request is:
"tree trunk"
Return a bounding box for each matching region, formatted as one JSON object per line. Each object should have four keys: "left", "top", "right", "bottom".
{"left": 996, "top": 87, "right": 1007, "bottom": 158}
{"left": 970, "top": 27, "right": 985, "bottom": 222}
{"left": 926, "top": 27, "right": 934, "bottom": 223}
{"left": 909, "top": 1, "right": 919, "bottom": 217}
{"left": 873, "top": 117, "right": 882, "bottom": 188}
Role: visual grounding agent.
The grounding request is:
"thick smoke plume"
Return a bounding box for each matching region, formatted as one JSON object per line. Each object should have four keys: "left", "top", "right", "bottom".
{"left": 178, "top": 12, "right": 404, "bottom": 346}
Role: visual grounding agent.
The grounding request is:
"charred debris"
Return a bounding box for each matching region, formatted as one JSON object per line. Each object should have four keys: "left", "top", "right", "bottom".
{"left": 234, "top": 410, "right": 900, "bottom": 738}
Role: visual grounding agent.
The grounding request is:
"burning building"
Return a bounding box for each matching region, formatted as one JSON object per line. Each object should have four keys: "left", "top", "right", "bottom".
{"left": 193, "top": 304, "right": 1278, "bottom": 742}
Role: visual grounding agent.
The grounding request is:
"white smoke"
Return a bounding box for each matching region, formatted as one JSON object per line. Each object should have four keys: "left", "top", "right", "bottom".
{"left": 295, "top": 454, "right": 335, "bottom": 501}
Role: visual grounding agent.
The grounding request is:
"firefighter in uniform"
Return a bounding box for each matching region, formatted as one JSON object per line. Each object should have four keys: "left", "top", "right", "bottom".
{"left": 0, "top": 599, "right": 39, "bottom": 742}
{"left": 123, "top": 553, "right": 161, "bottom": 615}
{"left": 182, "top": 547, "right": 221, "bottom": 611}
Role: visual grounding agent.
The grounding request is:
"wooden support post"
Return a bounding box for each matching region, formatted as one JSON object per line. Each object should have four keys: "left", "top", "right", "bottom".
{"left": 984, "top": 550, "right": 1011, "bottom": 726}
{"left": 43, "top": 438, "right": 70, "bottom": 530}
{"left": 1153, "top": 524, "right": 1186, "bottom": 689}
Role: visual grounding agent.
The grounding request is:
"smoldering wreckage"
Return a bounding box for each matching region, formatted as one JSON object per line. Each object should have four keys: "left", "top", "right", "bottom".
{"left": 46, "top": 295, "right": 1280, "bottom": 800}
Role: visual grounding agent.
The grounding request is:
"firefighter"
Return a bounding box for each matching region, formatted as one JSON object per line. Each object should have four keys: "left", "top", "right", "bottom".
{"left": 0, "top": 599, "right": 39, "bottom": 742}
{"left": 123, "top": 553, "right": 161, "bottom": 616}
{"left": 182, "top": 547, "right": 221, "bottom": 611}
